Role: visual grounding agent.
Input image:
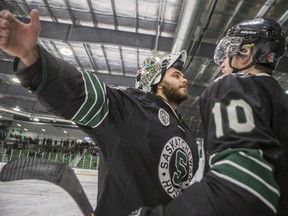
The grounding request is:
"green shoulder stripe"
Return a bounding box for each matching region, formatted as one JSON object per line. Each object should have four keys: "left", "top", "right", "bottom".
{"left": 210, "top": 148, "right": 279, "bottom": 213}
{"left": 72, "top": 71, "right": 109, "bottom": 127}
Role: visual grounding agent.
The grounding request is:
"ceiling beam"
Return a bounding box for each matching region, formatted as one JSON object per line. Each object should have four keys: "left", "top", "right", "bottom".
{"left": 0, "top": 60, "right": 207, "bottom": 93}
{"left": 2, "top": 20, "right": 288, "bottom": 72}
{"left": 2, "top": 18, "right": 288, "bottom": 72}
{"left": 33, "top": 19, "right": 173, "bottom": 52}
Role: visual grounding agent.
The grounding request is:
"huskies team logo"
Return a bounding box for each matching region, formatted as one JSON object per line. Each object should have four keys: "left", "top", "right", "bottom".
{"left": 158, "top": 136, "right": 193, "bottom": 198}
{"left": 158, "top": 108, "right": 170, "bottom": 126}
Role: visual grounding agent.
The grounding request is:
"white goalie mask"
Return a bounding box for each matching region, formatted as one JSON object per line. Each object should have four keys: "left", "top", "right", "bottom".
{"left": 136, "top": 50, "right": 187, "bottom": 92}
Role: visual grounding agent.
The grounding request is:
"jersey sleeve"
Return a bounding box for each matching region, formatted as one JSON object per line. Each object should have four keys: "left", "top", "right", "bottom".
{"left": 14, "top": 45, "right": 109, "bottom": 127}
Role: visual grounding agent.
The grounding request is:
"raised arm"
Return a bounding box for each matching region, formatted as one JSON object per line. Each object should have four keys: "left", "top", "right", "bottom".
{"left": 0, "top": 9, "right": 40, "bottom": 66}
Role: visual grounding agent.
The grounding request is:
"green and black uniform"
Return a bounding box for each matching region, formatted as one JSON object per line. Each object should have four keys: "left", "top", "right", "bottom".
{"left": 131, "top": 73, "right": 288, "bottom": 216}
{"left": 14, "top": 46, "right": 199, "bottom": 216}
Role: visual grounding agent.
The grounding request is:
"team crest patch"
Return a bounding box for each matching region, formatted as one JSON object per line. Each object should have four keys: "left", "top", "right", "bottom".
{"left": 158, "top": 108, "right": 170, "bottom": 126}
{"left": 158, "top": 136, "right": 194, "bottom": 198}
{"left": 267, "top": 52, "right": 277, "bottom": 63}
{"left": 267, "top": 52, "right": 276, "bottom": 63}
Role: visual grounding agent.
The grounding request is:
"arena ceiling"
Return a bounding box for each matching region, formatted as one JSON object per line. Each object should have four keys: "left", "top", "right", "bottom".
{"left": 0, "top": 0, "right": 288, "bottom": 139}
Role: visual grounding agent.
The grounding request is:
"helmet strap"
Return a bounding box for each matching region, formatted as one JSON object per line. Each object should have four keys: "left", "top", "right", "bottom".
{"left": 229, "top": 57, "right": 256, "bottom": 73}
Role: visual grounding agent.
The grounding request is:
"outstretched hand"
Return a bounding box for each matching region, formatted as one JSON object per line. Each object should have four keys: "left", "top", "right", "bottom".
{"left": 0, "top": 9, "right": 40, "bottom": 65}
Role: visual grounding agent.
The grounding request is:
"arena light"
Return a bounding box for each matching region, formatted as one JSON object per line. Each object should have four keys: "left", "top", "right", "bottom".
{"left": 12, "top": 77, "right": 21, "bottom": 83}
{"left": 60, "top": 45, "right": 73, "bottom": 56}
{"left": 60, "top": 25, "right": 73, "bottom": 56}
{"left": 33, "top": 117, "right": 39, "bottom": 122}
{"left": 13, "top": 105, "right": 20, "bottom": 112}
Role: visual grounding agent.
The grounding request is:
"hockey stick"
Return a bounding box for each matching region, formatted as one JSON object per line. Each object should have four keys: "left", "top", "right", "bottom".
{"left": 0, "top": 158, "right": 94, "bottom": 216}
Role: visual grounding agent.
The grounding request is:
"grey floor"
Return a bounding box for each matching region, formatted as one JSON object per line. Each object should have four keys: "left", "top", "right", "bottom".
{"left": 0, "top": 170, "right": 98, "bottom": 216}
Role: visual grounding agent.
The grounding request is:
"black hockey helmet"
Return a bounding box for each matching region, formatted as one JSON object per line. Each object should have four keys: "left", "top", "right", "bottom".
{"left": 214, "top": 18, "right": 286, "bottom": 70}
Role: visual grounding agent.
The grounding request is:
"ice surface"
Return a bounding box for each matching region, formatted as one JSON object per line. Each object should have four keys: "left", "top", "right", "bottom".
{"left": 0, "top": 170, "right": 98, "bottom": 216}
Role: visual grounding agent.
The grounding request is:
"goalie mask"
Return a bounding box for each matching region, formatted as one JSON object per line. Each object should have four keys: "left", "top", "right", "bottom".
{"left": 136, "top": 50, "right": 187, "bottom": 92}
{"left": 214, "top": 18, "right": 286, "bottom": 71}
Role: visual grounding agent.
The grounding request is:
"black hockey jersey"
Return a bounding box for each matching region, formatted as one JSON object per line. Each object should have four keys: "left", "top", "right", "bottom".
{"left": 127, "top": 72, "right": 288, "bottom": 216}
{"left": 14, "top": 46, "right": 199, "bottom": 216}
{"left": 199, "top": 73, "right": 288, "bottom": 215}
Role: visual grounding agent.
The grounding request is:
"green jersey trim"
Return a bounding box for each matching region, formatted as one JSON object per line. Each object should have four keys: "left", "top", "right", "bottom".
{"left": 72, "top": 71, "right": 109, "bottom": 127}
{"left": 210, "top": 148, "right": 279, "bottom": 213}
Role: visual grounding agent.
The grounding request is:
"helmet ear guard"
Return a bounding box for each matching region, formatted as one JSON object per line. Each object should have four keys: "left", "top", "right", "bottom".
{"left": 136, "top": 50, "right": 187, "bottom": 92}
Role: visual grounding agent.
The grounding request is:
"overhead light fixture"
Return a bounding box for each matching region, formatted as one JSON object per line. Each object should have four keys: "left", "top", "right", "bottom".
{"left": 0, "top": 106, "right": 75, "bottom": 124}
{"left": 60, "top": 25, "right": 73, "bottom": 56}
{"left": 24, "top": 128, "right": 28, "bottom": 131}
{"left": 286, "top": 90, "right": 288, "bottom": 94}
{"left": 60, "top": 45, "right": 73, "bottom": 56}
{"left": 33, "top": 117, "right": 39, "bottom": 122}
{"left": 42, "top": 129, "right": 46, "bottom": 132}
{"left": 13, "top": 105, "right": 20, "bottom": 112}
{"left": 13, "top": 98, "right": 21, "bottom": 112}
{"left": 17, "top": 123, "right": 22, "bottom": 127}
{"left": 12, "top": 77, "right": 21, "bottom": 83}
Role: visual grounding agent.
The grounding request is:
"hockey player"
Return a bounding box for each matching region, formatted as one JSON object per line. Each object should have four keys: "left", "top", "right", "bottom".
{"left": 0, "top": 9, "right": 199, "bottom": 216}
{"left": 128, "top": 18, "right": 288, "bottom": 216}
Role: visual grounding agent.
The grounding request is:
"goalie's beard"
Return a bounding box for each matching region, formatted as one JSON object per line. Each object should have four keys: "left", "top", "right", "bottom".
{"left": 161, "top": 80, "right": 188, "bottom": 106}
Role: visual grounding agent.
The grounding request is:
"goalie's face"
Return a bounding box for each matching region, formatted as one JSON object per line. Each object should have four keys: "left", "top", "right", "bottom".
{"left": 157, "top": 66, "right": 188, "bottom": 106}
